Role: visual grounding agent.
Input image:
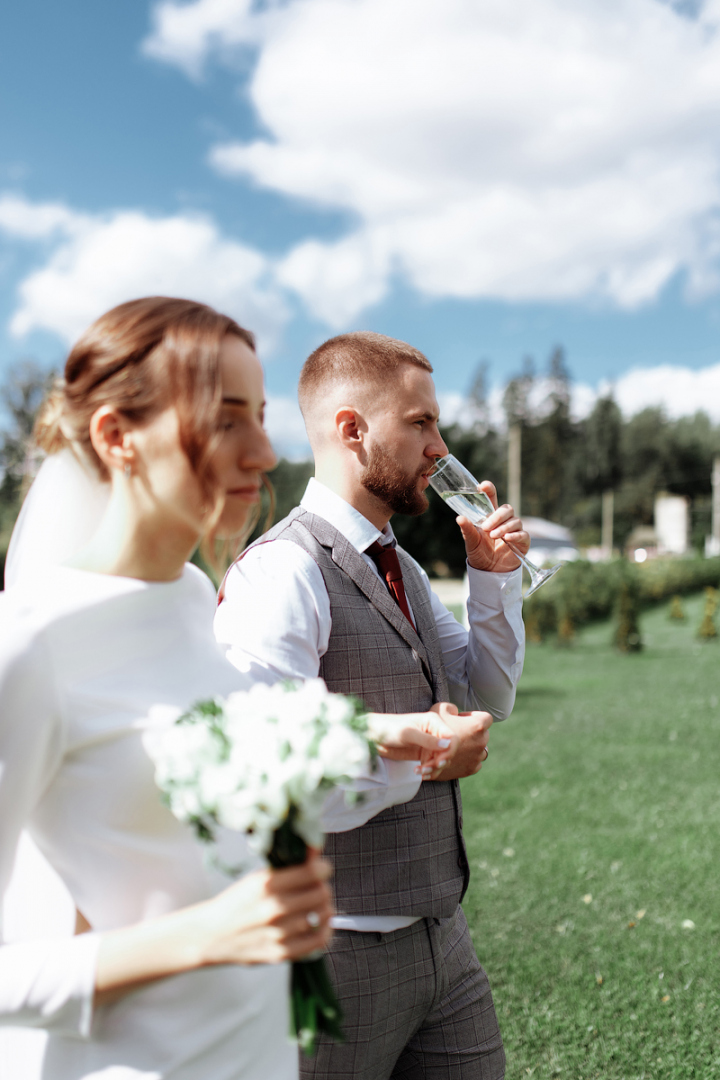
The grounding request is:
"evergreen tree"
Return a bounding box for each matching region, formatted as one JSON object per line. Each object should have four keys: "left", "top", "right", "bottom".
{"left": 582, "top": 394, "right": 623, "bottom": 495}
{"left": 466, "top": 359, "right": 491, "bottom": 434}
{"left": 501, "top": 356, "right": 535, "bottom": 429}
{"left": 697, "top": 587, "right": 717, "bottom": 640}
{"left": 613, "top": 568, "right": 643, "bottom": 653}
{"left": 535, "top": 347, "right": 576, "bottom": 522}
{"left": 668, "top": 595, "right": 686, "bottom": 621}
{"left": 556, "top": 607, "right": 575, "bottom": 646}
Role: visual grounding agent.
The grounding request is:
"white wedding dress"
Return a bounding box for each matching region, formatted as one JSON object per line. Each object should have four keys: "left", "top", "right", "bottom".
{"left": 0, "top": 561, "right": 296, "bottom": 1079}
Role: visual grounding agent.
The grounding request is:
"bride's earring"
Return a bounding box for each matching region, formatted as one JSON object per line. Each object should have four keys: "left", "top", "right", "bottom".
{"left": 124, "top": 463, "right": 132, "bottom": 480}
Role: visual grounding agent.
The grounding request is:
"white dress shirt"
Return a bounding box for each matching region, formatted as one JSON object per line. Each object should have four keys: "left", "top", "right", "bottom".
{"left": 215, "top": 479, "right": 526, "bottom": 933}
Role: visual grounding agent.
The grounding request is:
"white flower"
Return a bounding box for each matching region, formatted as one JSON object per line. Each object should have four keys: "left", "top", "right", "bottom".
{"left": 215, "top": 787, "right": 260, "bottom": 833}
{"left": 169, "top": 786, "right": 204, "bottom": 822}
{"left": 197, "top": 762, "right": 238, "bottom": 809}
{"left": 322, "top": 692, "right": 358, "bottom": 727}
{"left": 149, "top": 681, "right": 373, "bottom": 859}
{"left": 144, "top": 710, "right": 220, "bottom": 785}
{"left": 317, "top": 724, "right": 369, "bottom": 779}
{"left": 293, "top": 789, "right": 330, "bottom": 849}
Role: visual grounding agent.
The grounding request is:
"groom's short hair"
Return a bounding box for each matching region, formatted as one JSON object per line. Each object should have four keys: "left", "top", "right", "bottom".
{"left": 298, "top": 331, "right": 433, "bottom": 417}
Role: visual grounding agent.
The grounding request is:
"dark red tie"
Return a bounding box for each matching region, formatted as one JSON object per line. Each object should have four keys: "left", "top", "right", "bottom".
{"left": 366, "top": 541, "right": 416, "bottom": 630}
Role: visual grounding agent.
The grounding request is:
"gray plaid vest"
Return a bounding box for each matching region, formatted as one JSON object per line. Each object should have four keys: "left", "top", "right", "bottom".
{"left": 241, "top": 507, "right": 469, "bottom": 918}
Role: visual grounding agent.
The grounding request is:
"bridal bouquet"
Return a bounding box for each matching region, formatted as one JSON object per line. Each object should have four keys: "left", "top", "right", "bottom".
{"left": 145, "top": 679, "right": 376, "bottom": 1054}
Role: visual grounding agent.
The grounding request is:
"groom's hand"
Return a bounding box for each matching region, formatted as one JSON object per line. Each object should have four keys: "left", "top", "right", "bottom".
{"left": 457, "top": 480, "right": 529, "bottom": 574}
{"left": 370, "top": 712, "right": 456, "bottom": 773}
{"left": 428, "top": 703, "right": 493, "bottom": 780}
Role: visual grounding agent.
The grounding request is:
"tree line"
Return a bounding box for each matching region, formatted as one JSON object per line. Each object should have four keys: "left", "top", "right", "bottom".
{"left": 2, "top": 351, "right": 719, "bottom": 582}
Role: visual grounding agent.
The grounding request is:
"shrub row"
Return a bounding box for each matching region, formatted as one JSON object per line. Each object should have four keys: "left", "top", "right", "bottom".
{"left": 523, "top": 556, "right": 720, "bottom": 643}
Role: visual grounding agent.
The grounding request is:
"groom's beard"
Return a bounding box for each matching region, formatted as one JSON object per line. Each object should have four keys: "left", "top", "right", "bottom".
{"left": 361, "top": 445, "right": 429, "bottom": 517}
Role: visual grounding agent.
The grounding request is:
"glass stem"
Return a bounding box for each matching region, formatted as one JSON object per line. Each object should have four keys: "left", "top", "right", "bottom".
{"left": 502, "top": 538, "right": 540, "bottom": 575}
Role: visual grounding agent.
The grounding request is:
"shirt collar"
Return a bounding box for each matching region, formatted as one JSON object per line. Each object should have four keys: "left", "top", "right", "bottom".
{"left": 300, "top": 477, "right": 396, "bottom": 554}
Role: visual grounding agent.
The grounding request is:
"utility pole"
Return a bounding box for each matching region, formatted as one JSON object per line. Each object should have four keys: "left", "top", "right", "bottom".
{"left": 710, "top": 456, "right": 720, "bottom": 557}
{"left": 508, "top": 424, "right": 521, "bottom": 513}
{"left": 601, "top": 489, "right": 614, "bottom": 559}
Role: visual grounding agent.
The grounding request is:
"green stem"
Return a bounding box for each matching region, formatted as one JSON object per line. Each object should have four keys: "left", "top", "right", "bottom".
{"left": 268, "top": 812, "right": 345, "bottom": 1056}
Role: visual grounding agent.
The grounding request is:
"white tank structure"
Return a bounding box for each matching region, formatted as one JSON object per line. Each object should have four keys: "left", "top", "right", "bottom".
{"left": 654, "top": 493, "right": 689, "bottom": 556}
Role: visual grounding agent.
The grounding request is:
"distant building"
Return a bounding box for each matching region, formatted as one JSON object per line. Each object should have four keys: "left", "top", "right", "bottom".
{"left": 654, "top": 494, "right": 689, "bottom": 555}
{"left": 624, "top": 495, "right": 690, "bottom": 562}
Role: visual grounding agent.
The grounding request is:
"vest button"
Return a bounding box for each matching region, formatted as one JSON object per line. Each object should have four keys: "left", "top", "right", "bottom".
{"left": 457, "top": 857, "right": 465, "bottom": 869}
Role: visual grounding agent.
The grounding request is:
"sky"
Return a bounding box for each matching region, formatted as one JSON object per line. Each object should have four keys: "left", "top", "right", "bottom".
{"left": 2, "top": 0, "right": 720, "bottom": 455}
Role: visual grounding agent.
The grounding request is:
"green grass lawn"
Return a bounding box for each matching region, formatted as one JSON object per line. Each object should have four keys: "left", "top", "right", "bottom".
{"left": 461, "top": 592, "right": 720, "bottom": 1079}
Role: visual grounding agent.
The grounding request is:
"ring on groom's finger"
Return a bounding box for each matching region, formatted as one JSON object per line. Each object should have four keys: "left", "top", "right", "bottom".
{"left": 306, "top": 911, "right": 321, "bottom": 929}
{"left": 481, "top": 747, "right": 489, "bottom": 761}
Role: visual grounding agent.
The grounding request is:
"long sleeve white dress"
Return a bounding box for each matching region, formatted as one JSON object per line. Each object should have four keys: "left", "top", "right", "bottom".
{"left": 0, "top": 563, "right": 297, "bottom": 1080}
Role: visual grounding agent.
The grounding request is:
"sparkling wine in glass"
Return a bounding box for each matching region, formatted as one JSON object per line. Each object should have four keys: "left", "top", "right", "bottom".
{"left": 428, "top": 454, "right": 562, "bottom": 597}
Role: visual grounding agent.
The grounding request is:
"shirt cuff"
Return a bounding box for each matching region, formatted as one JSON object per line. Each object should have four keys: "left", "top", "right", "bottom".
{"left": 320, "top": 760, "right": 422, "bottom": 833}
{"left": 466, "top": 564, "right": 523, "bottom": 610}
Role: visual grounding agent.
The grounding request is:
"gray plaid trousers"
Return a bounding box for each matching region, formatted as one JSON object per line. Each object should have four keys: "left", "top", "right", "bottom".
{"left": 300, "top": 909, "right": 505, "bottom": 1080}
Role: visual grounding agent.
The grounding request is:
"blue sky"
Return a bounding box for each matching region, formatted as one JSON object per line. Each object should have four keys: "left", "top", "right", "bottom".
{"left": 2, "top": 0, "right": 720, "bottom": 453}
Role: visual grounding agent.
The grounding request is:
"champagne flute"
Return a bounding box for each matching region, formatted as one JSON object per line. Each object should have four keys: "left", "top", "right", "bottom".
{"left": 428, "top": 454, "right": 562, "bottom": 597}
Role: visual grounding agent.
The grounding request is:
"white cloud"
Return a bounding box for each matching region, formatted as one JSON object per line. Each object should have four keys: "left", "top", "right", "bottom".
{"left": 602, "top": 362, "right": 720, "bottom": 421}
{"left": 147, "top": 0, "right": 720, "bottom": 325}
{"left": 0, "top": 194, "right": 287, "bottom": 352}
{"left": 436, "top": 391, "right": 467, "bottom": 428}
{"left": 451, "top": 364, "right": 720, "bottom": 429}
{"left": 275, "top": 233, "right": 391, "bottom": 327}
{"left": 564, "top": 363, "right": 720, "bottom": 423}
{"left": 0, "top": 194, "right": 87, "bottom": 239}
{"left": 143, "top": 0, "right": 258, "bottom": 79}
{"left": 569, "top": 382, "right": 600, "bottom": 421}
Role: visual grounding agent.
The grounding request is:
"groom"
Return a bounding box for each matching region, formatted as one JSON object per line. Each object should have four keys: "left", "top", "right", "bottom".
{"left": 215, "top": 332, "right": 527, "bottom": 1079}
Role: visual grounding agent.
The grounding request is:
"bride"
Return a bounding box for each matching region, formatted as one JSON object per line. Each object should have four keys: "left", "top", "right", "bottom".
{"left": 0, "top": 297, "right": 454, "bottom": 1080}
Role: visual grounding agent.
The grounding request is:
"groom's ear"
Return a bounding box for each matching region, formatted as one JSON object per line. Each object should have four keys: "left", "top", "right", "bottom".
{"left": 335, "top": 406, "right": 368, "bottom": 455}
{"left": 89, "top": 406, "right": 134, "bottom": 476}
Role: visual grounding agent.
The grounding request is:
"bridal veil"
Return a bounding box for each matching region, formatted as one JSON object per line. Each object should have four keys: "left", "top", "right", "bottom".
{"left": 5, "top": 447, "right": 110, "bottom": 589}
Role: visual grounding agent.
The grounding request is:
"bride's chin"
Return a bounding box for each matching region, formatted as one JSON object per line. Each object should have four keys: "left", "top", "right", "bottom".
{"left": 215, "top": 507, "right": 253, "bottom": 541}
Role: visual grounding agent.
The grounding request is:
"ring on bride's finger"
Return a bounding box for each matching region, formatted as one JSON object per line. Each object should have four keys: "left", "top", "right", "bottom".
{"left": 481, "top": 747, "right": 489, "bottom": 761}
{"left": 306, "top": 911, "right": 321, "bottom": 929}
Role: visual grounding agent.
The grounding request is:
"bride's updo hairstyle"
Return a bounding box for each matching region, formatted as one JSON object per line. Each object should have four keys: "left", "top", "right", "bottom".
{"left": 34, "top": 296, "right": 259, "bottom": 558}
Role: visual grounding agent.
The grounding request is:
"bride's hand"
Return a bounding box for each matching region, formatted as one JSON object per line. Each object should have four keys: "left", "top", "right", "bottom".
{"left": 199, "top": 849, "right": 334, "bottom": 966}
{"left": 367, "top": 711, "right": 457, "bottom": 775}
{"left": 427, "top": 702, "right": 493, "bottom": 780}
{"left": 95, "top": 850, "right": 334, "bottom": 1004}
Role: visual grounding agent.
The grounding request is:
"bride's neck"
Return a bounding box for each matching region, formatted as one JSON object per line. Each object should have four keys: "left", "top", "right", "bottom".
{"left": 65, "top": 485, "right": 197, "bottom": 582}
